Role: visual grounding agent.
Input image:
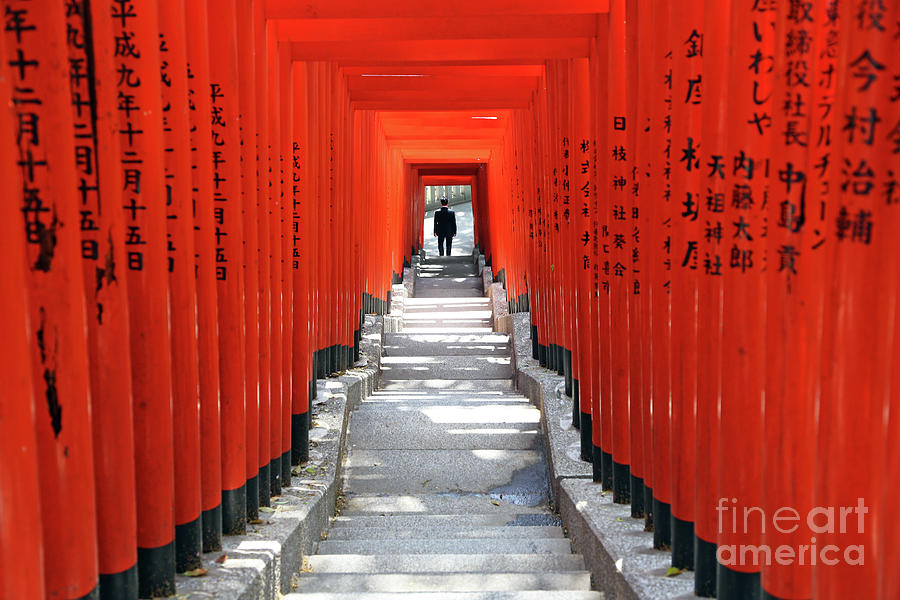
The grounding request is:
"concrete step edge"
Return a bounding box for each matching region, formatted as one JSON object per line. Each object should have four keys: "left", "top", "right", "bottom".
{"left": 284, "top": 592, "right": 604, "bottom": 600}
{"left": 316, "top": 538, "right": 573, "bottom": 555}
{"left": 323, "top": 526, "right": 566, "bottom": 540}
{"left": 290, "top": 571, "right": 593, "bottom": 592}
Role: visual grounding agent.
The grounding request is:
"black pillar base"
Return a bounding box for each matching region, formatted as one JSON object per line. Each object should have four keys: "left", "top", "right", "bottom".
{"left": 76, "top": 583, "right": 100, "bottom": 599}
{"left": 630, "top": 475, "right": 645, "bottom": 518}
{"left": 601, "top": 451, "right": 613, "bottom": 490}
{"left": 761, "top": 588, "right": 794, "bottom": 600}
{"left": 531, "top": 325, "right": 539, "bottom": 359}
{"left": 563, "top": 348, "right": 572, "bottom": 396}
{"left": 671, "top": 515, "right": 695, "bottom": 570}
{"left": 221, "top": 484, "right": 246, "bottom": 536}
{"left": 99, "top": 563, "right": 137, "bottom": 600}
{"left": 695, "top": 535, "right": 718, "bottom": 597}
{"left": 717, "top": 564, "right": 761, "bottom": 600}
{"left": 137, "top": 540, "right": 175, "bottom": 598}
{"left": 281, "top": 449, "right": 292, "bottom": 485}
{"left": 246, "top": 473, "right": 259, "bottom": 521}
{"left": 292, "top": 411, "right": 310, "bottom": 464}
{"left": 258, "top": 463, "right": 270, "bottom": 506}
{"left": 316, "top": 349, "right": 327, "bottom": 379}
{"left": 580, "top": 411, "right": 593, "bottom": 462}
{"left": 201, "top": 504, "right": 222, "bottom": 553}
{"left": 644, "top": 484, "right": 654, "bottom": 531}
{"left": 592, "top": 444, "right": 603, "bottom": 482}
{"left": 556, "top": 345, "right": 564, "bottom": 376}
{"left": 653, "top": 498, "right": 672, "bottom": 550}
{"left": 270, "top": 456, "right": 282, "bottom": 496}
{"left": 539, "top": 344, "right": 548, "bottom": 368}
{"left": 175, "top": 515, "right": 202, "bottom": 572}
{"left": 572, "top": 378, "right": 580, "bottom": 430}
{"left": 613, "top": 461, "right": 631, "bottom": 504}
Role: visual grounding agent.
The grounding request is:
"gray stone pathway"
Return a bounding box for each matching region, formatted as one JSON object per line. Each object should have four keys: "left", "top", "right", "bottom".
{"left": 289, "top": 256, "right": 600, "bottom": 599}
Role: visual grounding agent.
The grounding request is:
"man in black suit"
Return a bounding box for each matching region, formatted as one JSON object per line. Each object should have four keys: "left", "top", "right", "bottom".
{"left": 433, "top": 197, "right": 457, "bottom": 256}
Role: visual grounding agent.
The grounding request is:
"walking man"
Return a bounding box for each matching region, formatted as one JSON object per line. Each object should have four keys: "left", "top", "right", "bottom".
{"left": 433, "top": 197, "right": 457, "bottom": 256}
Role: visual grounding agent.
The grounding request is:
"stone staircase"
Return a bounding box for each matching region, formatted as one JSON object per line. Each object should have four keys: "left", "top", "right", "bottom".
{"left": 287, "top": 254, "right": 600, "bottom": 599}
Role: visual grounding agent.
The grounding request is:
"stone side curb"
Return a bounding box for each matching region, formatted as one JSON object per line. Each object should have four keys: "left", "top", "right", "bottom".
{"left": 506, "top": 313, "right": 591, "bottom": 505}
{"left": 385, "top": 283, "right": 406, "bottom": 333}
{"left": 490, "top": 306, "right": 698, "bottom": 600}
{"left": 403, "top": 266, "right": 415, "bottom": 299}
{"left": 173, "top": 319, "right": 382, "bottom": 600}
{"left": 482, "top": 266, "right": 494, "bottom": 300}
{"left": 559, "top": 478, "right": 695, "bottom": 600}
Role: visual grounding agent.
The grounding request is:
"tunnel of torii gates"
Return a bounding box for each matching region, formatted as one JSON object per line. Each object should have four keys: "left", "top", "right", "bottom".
{"left": 0, "top": 0, "right": 899, "bottom": 599}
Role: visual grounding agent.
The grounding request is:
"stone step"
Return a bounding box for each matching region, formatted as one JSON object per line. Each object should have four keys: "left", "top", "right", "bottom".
{"left": 405, "top": 297, "right": 489, "bottom": 306}
{"left": 403, "top": 304, "right": 490, "bottom": 314}
{"left": 348, "top": 410, "right": 539, "bottom": 450}
{"left": 291, "top": 572, "right": 593, "bottom": 593}
{"left": 379, "top": 379, "right": 514, "bottom": 391}
{"left": 330, "top": 514, "right": 530, "bottom": 528}
{"left": 285, "top": 592, "right": 604, "bottom": 600}
{"left": 343, "top": 449, "right": 545, "bottom": 496}
{"left": 304, "top": 553, "right": 584, "bottom": 574}
{"left": 362, "top": 394, "right": 531, "bottom": 405}
{"left": 316, "top": 538, "right": 572, "bottom": 556}
{"left": 401, "top": 318, "right": 493, "bottom": 330}
{"left": 384, "top": 332, "right": 506, "bottom": 345}
{"left": 422, "top": 256, "right": 474, "bottom": 265}
{"left": 339, "top": 494, "right": 553, "bottom": 516}
{"left": 416, "top": 277, "right": 483, "bottom": 290}
{"left": 417, "top": 265, "right": 478, "bottom": 277}
{"left": 348, "top": 423, "right": 539, "bottom": 451}
{"left": 413, "top": 289, "right": 486, "bottom": 299}
{"left": 381, "top": 356, "right": 512, "bottom": 380}
{"left": 324, "top": 526, "right": 565, "bottom": 541}
{"left": 404, "top": 310, "right": 491, "bottom": 319}
{"left": 399, "top": 324, "right": 494, "bottom": 332}
{"left": 353, "top": 403, "right": 540, "bottom": 425}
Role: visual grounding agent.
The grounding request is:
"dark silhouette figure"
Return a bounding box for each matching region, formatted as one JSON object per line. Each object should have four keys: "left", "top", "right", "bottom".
{"left": 433, "top": 198, "right": 457, "bottom": 256}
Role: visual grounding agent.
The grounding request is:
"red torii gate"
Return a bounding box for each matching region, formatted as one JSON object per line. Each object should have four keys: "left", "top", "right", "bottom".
{"left": 1, "top": 1, "right": 898, "bottom": 600}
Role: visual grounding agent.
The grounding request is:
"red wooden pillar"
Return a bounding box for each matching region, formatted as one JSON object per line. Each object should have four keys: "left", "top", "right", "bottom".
{"left": 0, "top": 41, "right": 45, "bottom": 600}
{"left": 279, "top": 42, "right": 294, "bottom": 485}
{"left": 667, "top": 0, "right": 704, "bottom": 571}
{"left": 208, "top": 0, "right": 248, "bottom": 536}
{"left": 607, "top": 0, "right": 632, "bottom": 505}
{"left": 184, "top": 0, "right": 223, "bottom": 553}
{"left": 267, "top": 25, "right": 284, "bottom": 494}
{"left": 110, "top": 0, "right": 178, "bottom": 594}
{"left": 159, "top": 0, "right": 204, "bottom": 573}
{"left": 624, "top": 0, "right": 645, "bottom": 519}
{"left": 645, "top": 0, "right": 674, "bottom": 550}
{"left": 573, "top": 56, "right": 597, "bottom": 478}
{"left": 716, "top": 1, "right": 774, "bottom": 596}
{"left": 4, "top": 2, "right": 101, "bottom": 597}
{"left": 292, "top": 60, "right": 312, "bottom": 465}
{"left": 634, "top": 0, "right": 656, "bottom": 530}
{"left": 590, "top": 20, "right": 614, "bottom": 489}
{"left": 691, "top": 0, "right": 729, "bottom": 594}
{"left": 65, "top": 2, "right": 140, "bottom": 595}
{"left": 255, "top": 1, "right": 273, "bottom": 504}
{"left": 875, "top": 4, "right": 900, "bottom": 600}
{"left": 236, "top": 0, "right": 261, "bottom": 519}
{"left": 814, "top": 1, "right": 895, "bottom": 597}
{"left": 760, "top": 2, "right": 837, "bottom": 598}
